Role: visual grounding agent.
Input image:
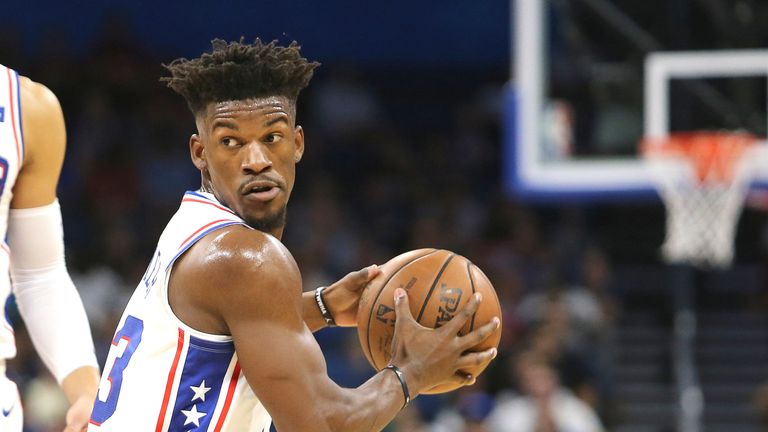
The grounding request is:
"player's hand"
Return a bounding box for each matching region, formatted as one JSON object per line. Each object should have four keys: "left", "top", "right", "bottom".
{"left": 63, "top": 394, "right": 93, "bottom": 432}
{"left": 322, "top": 264, "right": 381, "bottom": 327}
{"left": 389, "top": 288, "right": 499, "bottom": 396}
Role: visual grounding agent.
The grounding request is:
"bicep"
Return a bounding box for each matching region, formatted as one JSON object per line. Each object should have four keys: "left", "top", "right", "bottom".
{"left": 206, "top": 235, "right": 349, "bottom": 431}
{"left": 11, "top": 79, "right": 66, "bottom": 209}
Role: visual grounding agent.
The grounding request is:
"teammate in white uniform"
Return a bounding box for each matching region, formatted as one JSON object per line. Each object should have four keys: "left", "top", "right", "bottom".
{"left": 0, "top": 65, "right": 100, "bottom": 431}
{"left": 90, "top": 39, "right": 499, "bottom": 431}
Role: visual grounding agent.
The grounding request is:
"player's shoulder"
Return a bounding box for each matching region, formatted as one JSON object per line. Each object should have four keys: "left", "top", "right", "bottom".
{"left": 18, "top": 75, "right": 61, "bottom": 116}
{"left": 184, "top": 224, "right": 301, "bottom": 288}
{"left": 17, "top": 75, "right": 65, "bottom": 160}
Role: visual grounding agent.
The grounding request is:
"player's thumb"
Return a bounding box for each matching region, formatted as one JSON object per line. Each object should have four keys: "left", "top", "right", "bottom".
{"left": 393, "top": 288, "right": 415, "bottom": 326}
{"left": 354, "top": 264, "right": 380, "bottom": 283}
{"left": 364, "top": 264, "right": 381, "bottom": 281}
{"left": 343, "top": 264, "right": 380, "bottom": 289}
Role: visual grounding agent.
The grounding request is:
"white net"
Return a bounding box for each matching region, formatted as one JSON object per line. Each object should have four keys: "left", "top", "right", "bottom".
{"left": 644, "top": 134, "right": 760, "bottom": 268}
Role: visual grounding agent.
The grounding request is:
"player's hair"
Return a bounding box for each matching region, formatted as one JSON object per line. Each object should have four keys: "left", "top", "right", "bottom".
{"left": 162, "top": 38, "right": 319, "bottom": 115}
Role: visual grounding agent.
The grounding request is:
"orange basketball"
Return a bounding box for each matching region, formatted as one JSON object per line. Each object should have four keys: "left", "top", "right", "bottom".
{"left": 357, "top": 248, "right": 502, "bottom": 394}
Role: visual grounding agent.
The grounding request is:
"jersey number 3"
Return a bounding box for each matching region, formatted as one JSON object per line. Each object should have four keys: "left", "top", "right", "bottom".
{"left": 90, "top": 315, "right": 144, "bottom": 425}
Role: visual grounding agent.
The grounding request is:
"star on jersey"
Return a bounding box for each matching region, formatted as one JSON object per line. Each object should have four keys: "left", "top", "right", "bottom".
{"left": 190, "top": 380, "right": 211, "bottom": 402}
{"left": 181, "top": 404, "right": 207, "bottom": 427}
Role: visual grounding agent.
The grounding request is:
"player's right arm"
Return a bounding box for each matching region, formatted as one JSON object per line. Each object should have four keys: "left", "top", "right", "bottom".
{"left": 9, "top": 77, "right": 99, "bottom": 431}
{"left": 171, "top": 227, "right": 498, "bottom": 432}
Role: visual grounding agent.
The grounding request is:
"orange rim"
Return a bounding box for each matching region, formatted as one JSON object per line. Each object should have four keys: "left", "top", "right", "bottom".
{"left": 641, "top": 132, "right": 757, "bottom": 183}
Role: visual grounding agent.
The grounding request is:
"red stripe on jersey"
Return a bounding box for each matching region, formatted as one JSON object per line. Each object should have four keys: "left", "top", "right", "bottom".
{"left": 155, "top": 328, "right": 185, "bottom": 432}
{"left": 178, "top": 219, "right": 234, "bottom": 249}
{"left": 213, "top": 361, "right": 241, "bottom": 432}
{"left": 6, "top": 69, "right": 21, "bottom": 167}
{"left": 182, "top": 197, "right": 236, "bottom": 215}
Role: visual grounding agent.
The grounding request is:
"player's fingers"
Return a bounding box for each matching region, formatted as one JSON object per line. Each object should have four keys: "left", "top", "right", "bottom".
{"left": 459, "top": 317, "right": 500, "bottom": 349}
{"left": 463, "top": 373, "right": 477, "bottom": 386}
{"left": 442, "top": 292, "right": 482, "bottom": 334}
{"left": 393, "top": 288, "right": 416, "bottom": 327}
{"left": 363, "top": 264, "right": 381, "bottom": 281}
{"left": 424, "top": 371, "right": 476, "bottom": 392}
{"left": 447, "top": 371, "right": 475, "bottom": 387}
{"left": 340, "top": 264, "right": 381, "bottom": 291}
{"left": 455, "top": 347, "right": 498, "bottom": 371}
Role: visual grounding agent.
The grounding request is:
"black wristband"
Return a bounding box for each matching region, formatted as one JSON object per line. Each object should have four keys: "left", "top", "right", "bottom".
{"left": 314, "top": 286, "right": 337, "bottom": 327}
{"left": 383, "top": 364, "right": 410, "bottom": 409}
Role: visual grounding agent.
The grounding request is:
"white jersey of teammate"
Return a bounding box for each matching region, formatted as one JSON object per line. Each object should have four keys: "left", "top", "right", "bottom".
{"left": 0, "top": 65, "right": 25, "bottom": 360}
{"left": 89, "top": 191, "right": 272, "bottom": 431}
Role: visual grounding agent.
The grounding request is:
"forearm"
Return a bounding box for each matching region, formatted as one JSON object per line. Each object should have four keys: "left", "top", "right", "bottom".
{"left": 9, "top": 202, "right": 98, "bottom": 382}
{"left": 342, "top": 369, "right": 409, "bottom": 431}
{"left": 239, "top": 321, "right": 410, "bottom": 431}
{"left": 61, "top": 365, "right": 100, "bottom": 405}
{"left": 302, "top": 369, "right": 409, "bottom": 432}
{"left": 302, "top": 290, "right": 327, "bottom": 332}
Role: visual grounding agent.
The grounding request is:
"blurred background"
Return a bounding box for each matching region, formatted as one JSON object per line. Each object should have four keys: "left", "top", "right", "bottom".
{"left": 3, "top": 0, "right": 768, "bottom": 431}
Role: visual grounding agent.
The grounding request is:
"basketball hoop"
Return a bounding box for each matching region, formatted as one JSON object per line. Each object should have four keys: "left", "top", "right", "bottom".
{"left": 641, "top": 132, "right": 760, "bottom": 268}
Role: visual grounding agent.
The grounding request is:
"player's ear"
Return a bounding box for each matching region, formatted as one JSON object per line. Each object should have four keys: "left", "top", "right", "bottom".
{"left": 293, "top": 125, "right": 305, "bottom": 163}
{"left": 190, "top": 134, "right": 207, "bottom": 171}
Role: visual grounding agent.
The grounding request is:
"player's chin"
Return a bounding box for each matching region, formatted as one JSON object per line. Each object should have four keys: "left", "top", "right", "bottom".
{"left": 243, "top": 205, "right": 287, "bottom": 233}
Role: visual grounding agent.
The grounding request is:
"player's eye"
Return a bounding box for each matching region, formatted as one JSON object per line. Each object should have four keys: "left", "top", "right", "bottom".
{"left": 221, "top": 137, "right": 239, "bottom": 147}
{"left": 263, "top": 133, "right": 283, "bottom": 144}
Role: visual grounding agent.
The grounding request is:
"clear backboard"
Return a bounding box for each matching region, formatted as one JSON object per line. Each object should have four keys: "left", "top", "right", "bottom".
{"left": 505, "top": 0, "right": 768, "bottom": 202}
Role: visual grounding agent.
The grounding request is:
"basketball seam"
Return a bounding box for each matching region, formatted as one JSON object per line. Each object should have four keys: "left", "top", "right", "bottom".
{"left": 416, "top": 253, "right": 455, "bottom": 324}
{"left": 467, "top": 261, "right": 476, "bottom": 333}
{"left": 365, "top": 249, "right": 439, "bottom": 370}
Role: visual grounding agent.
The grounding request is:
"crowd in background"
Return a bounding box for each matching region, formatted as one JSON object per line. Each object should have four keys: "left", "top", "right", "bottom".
{"left": 0, "top": 21, "right": 624, "bottom": 432}
{"left": 4, "top": 5, "right": 768, "bottom": 431}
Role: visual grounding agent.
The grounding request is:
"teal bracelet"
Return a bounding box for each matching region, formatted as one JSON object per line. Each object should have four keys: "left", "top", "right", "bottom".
{"left": 384, "top": 364, "right": 410, "bottom": 409}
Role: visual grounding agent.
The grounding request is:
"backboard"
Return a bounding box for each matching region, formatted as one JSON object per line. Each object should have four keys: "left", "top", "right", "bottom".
{"left": 505, "top": 0, "right": 768, "bottom": 202}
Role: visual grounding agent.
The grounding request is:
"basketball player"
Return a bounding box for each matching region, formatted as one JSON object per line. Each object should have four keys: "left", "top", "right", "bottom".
{"left": 0, "top": 65, "right": 100, "bottom": 431}
{"left": 88, "top": 39, "right": 499, "bottom": 431}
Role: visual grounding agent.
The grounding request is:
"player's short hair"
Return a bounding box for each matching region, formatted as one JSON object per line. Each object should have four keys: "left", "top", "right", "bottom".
{"left": 162, "top": 38, "right": 319, "bottom": 115}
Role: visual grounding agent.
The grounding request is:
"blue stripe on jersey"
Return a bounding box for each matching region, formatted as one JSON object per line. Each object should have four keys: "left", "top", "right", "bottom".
{"left": 165, "top": 221, "right": 243, "bottom": 272}
{"left": 184, "top": 190, "right": 210, "bottom": 200}
{"left": 13, "top": 71, "right": 23, "bottom": 160}
{"left": 168, "top": 336, "right": 235, "bottom": 431}
{"left": 4, "top": 294, "right": 15, "bottom": 327}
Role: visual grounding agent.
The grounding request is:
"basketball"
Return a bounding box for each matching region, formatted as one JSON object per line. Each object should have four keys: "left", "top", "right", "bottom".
{"left": 357, "top": 248, "right": 502, "bottom": 394}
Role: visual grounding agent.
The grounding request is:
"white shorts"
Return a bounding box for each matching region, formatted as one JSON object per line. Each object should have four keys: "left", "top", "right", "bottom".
{"left": 0, "top": 372, "right": 22, "bottom": 432}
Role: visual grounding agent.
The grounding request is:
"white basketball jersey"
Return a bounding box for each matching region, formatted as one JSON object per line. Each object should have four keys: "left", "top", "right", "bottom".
{"left": 0, "top": 65, "right": 25, "bottom": 360}
{"left": 89, "top": 191, "right": 272, "bottom": 431}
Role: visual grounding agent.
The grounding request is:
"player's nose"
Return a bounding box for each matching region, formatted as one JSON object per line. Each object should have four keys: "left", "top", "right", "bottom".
{"left": 241, "top": 142, "right": 272, "bottom": 174}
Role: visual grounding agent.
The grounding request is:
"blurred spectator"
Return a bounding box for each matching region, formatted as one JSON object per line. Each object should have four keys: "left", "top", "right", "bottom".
{"left": 430, "top": 388, "right": 495, "bottom": 432}
{"left": 516, "top": 289, "right": 602, "bottom": 406}
{"left": 486, "top": 351, "right": 604, "bottom": 432}
{"left": 22, "top": 375, "right": 68, "bottom": 432}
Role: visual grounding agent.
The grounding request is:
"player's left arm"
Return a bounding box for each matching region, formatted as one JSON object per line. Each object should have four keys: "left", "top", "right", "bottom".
{"left": 9, "top": 77, "right": 99, "bottom": 431}
{"left": 301, "top": 265, "right": 380, "bottom": 332}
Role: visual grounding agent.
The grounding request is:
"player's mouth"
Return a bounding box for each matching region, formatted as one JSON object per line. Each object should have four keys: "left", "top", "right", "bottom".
{"left": 242, "top": 180, "right": 281, "bottom": 202}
